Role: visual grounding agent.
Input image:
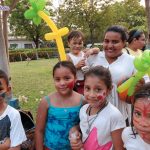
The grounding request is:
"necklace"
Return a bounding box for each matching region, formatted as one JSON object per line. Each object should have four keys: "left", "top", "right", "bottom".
{"left": 86, "top": 101, "right": 108, "bottom": 134}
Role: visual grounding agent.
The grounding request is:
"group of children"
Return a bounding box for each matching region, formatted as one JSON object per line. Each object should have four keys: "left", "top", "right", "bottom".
{"left": 0, "top": 27, "right": 150, "bottom": 150}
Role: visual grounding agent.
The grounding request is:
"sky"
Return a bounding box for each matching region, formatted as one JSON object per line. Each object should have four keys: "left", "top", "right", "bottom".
{"left": 52, "top": 0, "right": 145, "bottom": 8}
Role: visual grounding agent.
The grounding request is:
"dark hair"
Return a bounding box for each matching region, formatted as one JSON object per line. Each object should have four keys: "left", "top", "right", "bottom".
{"left": 105, "top": 25, "right": 128, "bottom": 42}
{"left": 127, "top": 29, "right": 144, "bottom": 44}
{"left": 53, "top": 61, "right": 76, "bottom": 77}
{"left": 84, "top": 66, "right": 112, "bottom": 90}
{"left": 131, "top": 82, "right": 150, "bottom": 137}
{"left": 0, "top": 70, "right": 9, "bottom": 86}
{"left": 67, "top": 30, "right": 84, "bottom": 42}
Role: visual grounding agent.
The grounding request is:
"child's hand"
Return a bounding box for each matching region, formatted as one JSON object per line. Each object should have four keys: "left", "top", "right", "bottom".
{"left": 76, "top": 59, "right": 86, "bottom": 69}
{"left": 84, "top": 47, "right": 99, "bottom": 57}
{"left": 69, "top": 126, "right": 83, "bottom": 150}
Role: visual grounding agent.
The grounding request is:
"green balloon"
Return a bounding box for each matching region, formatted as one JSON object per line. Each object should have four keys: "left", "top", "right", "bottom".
{"left": 33, "top": 17, "right": 41, "bottom": 26}
{"left": 142, "top": 50, "right": 150, "bottom": 63}
{"left": 134, "top": 57, "right": 146, "bottom": 72}
{"left": 37, "top": 0, "right": 46, "bottom": 10}
{"left": 24, "top": 9, "right": 36, "bottom": 19}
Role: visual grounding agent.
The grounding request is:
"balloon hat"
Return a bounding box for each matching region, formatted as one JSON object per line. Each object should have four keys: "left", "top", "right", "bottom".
{"left": 24, "top": 0, "right": 69, "bottom": 61}
{"left": 117, "top": 50, "right": 150, "bottom": 102}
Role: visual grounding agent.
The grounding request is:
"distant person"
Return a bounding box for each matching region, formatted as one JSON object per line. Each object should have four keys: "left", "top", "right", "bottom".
{"left": 124, "top": 29, "right": 146, "bottom": 56}
{"left": 67, "top": 30, "right": 99, "bottom": 94}
{"left": 122, "top": 82, "right": 150, "bottom": 150}
{"left": 35, "top": 61, "right": 85, "bottom": 150}
{"left": 70, "top": 66, "right": 125, "bottom": 150}
{"left": 0, "top": 70, "right": 26, "bottom": 150}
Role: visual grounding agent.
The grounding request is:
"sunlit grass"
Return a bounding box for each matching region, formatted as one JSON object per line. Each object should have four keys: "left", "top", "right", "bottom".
{"left": 10, "top": 58, "right": 58, "bottom": 119}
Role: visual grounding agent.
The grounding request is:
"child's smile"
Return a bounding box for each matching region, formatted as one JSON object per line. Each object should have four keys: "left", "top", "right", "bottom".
{"left": 84, "top": 75, "right": 108, "bottom": 109}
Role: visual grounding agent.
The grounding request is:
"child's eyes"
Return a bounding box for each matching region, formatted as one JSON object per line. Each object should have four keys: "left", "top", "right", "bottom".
{"left": 54, "top": 78, "right": 60, "bottom": 82}
{"left": 65, "top": 77, "right": 71, "bottom": 80}
{"left": 73, "top": 42, "right": 82, "bottom": 45}
{"left": 103, "top": 40, "right": 109, "bottom": 44}
{"left": 84, "top": 86, "right": 90, "bottom": 91}
{"left": 95, "top": 89, "right": 101, "bottom": 92}
{"left": 134, "top": 111, "right": 142, "bottom": 118}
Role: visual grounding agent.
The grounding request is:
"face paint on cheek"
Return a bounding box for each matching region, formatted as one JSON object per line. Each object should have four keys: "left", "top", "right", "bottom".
{"left": 143, "top": 103, "right": 150, "bottom": 118}
{"left": 67, "top": 81, "right": 75, "bottom": 89}
{"left": 97, "top": 92, "right": 106, "bottom": 101}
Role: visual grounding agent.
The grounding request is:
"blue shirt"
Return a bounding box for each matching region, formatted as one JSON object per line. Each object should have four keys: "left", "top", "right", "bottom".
{"left": 44, "top": 96, "right": 83, "bottom": 150}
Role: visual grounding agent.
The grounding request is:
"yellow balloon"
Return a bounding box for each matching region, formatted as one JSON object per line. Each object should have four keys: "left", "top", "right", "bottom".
{"left": 38, "top": 11, "right": 69, "bottom": 61}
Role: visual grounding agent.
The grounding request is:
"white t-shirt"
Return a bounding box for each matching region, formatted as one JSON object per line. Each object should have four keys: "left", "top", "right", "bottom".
{"left": 67, "top": 51, "right": 85, "bottom": 80}
{"left": 122, "top": 127, "right": 150, "bottom": 150}
{"left": 0, "top": 105, "right": 26, "bottom": 147}
{"left": 80, "top": 102, "right": 125, "bottom": 150}
{"left": 87, "top": 51, "right": 135, "bottom": 120}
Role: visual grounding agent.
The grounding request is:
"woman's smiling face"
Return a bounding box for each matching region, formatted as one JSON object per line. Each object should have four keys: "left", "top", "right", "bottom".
{"left": 103, "top": 31, "right": 125, "bottom": 62}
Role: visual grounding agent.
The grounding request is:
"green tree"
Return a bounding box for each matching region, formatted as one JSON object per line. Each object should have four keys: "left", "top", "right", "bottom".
{"left": 9, "top": 0, "right": 53, "bottom": 48}
{"left": 57, "top": 0, "right": 113, "bottom": 44}
{"left": 57, "top": 0, "right": 146, "bottom": 44}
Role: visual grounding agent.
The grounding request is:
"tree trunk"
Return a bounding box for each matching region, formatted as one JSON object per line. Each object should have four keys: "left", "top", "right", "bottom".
{"left": 145, "top": 0, "right": 150, "bottom": 45}
{"left": 90, "top": 28, "right": 94, "bottom": 45}
{"left": 0, "top": 0, "right": 19, "bottom": 76}
{"left": 3, "top": 12, "right": 9, "bottom": 57}
{"left": 0, "top": 13, "right": 9, "bottom": 76}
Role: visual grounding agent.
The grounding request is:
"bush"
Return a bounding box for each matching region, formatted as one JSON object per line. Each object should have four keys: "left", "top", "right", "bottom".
{"left": 9, "top": 48, "right": 60, "bottom": 62}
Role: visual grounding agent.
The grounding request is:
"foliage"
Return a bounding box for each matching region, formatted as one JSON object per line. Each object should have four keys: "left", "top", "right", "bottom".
{"left": 57, "top": 0, "right": 146, "bottom": 43}
{"left": 9, "top": 48, "right": 60, "bottom": 62}
{"left": 10, "top": 59, "right": 58, "bottom": 118}
{"left": 9, "top": 0, "right": 53, "bottom": 48}
{"left": 117, "top": 0, "right": 146, "bottom": 30}
{"left": 57, "top": 0, "right": 114, "bottom": 44}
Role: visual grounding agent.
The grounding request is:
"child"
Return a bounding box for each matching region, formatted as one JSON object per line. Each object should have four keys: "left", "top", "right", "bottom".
{"left": 0, "top": 69, "right": 26, "bottom": 150}
{"left": 70, "top": 66, "right": 126, "bottom": 150}
{"left": 35, "top": 61, "right": 84, "bottom": 150}
{"left": 122, "top": 82, "right": 150, "bottom": 149}
{"left": 67, "top": 30, "right": 99, "bottom": 94}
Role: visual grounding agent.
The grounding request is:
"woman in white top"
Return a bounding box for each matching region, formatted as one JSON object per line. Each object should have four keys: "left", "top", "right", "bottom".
{"left": 87, "top": 25, "right": 136, "bottom": 125}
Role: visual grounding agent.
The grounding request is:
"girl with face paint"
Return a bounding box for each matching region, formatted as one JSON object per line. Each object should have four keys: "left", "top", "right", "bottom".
{"left": 70, "top": 66, "right": 126, "bottom": 150}
{"left": 122, "top": 82, "right": 150, "bottom": 150}
{"left": 35, "top": 61, "right": 85, "bottom": 150}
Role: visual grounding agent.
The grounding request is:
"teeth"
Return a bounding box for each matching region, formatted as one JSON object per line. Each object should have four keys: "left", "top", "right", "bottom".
{"left": 107, "top": 50, "right": 113, "bottom": 52}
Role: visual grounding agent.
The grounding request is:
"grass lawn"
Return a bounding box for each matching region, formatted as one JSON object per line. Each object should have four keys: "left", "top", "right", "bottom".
{"left": 10, "top": 58, "right": 58, "bottom": 119}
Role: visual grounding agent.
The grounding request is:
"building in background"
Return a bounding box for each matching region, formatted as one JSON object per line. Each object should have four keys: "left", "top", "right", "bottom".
{"left": 8, "top": 36, "right": 35, "bottom": 49}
